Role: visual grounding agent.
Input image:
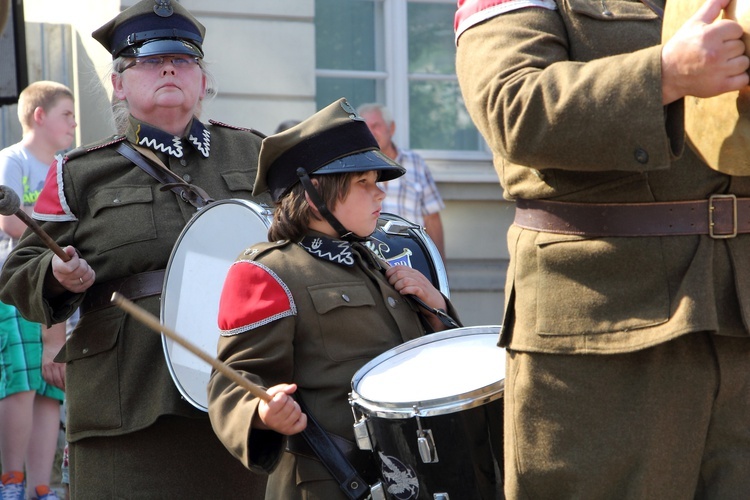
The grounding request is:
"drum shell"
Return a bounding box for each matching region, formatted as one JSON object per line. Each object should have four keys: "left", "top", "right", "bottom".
{"left": 363, "top": 399, "right": 503, "bottom": 499}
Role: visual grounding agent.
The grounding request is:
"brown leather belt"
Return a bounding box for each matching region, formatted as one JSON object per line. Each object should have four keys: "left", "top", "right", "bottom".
{"left": 80, "top": 269, "right": 165, "bottom": 316}
{"left": 513, "top": 195, "right": 749, "bottom": 238}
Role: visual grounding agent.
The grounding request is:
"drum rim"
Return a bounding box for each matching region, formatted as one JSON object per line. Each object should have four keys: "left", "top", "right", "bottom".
{"left": 376, "top": 212, "right": 450, "bottom": 298}
{"left": 350, "top": 325, "right": 504, "bottom": 419}
{"left": 160, "top": 198, "right": 272, "bottom": 411}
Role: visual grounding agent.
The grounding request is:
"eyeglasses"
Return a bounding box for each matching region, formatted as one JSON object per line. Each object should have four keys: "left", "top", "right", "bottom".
{"left": 122, "top": 56, "right": 200, "bottom": 72}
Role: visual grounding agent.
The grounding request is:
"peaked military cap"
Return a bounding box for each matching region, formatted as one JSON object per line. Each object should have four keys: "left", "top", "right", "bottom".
{"left": 93, "top": 0, "right": 205, "bottom": 59}
{"left": 254, "top": 98, "right": 405, "bottom": 202}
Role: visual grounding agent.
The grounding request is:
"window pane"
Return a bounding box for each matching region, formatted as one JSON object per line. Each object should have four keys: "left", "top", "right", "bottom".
{"left": 315, "top": 0, "right": 377, "bottom": 71}
{"left": 316, "top": 77, "right": 378, "bottom": 111}
{"left": 407, "top": 2, "right": 456, "bottom": 75}
{"left": 409, "top": 80, "right": 481, "bottom": 150}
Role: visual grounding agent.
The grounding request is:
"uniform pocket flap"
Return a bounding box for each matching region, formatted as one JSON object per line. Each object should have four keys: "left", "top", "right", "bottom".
{"left": 62, "top": 307, "right": 124, "bottom": 362}
{"left": 88, "top": 185, "right": 153, "bottom": 217}
{"left": 308, "top": 282, "right": 375, "bottom": 315}
{"left": 221, "top": 170, "right": 255, "bottom": 192}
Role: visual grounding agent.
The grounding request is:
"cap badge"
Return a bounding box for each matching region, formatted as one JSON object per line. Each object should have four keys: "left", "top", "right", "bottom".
{"left": 153, "top": 0, "right": 174, "bottom": 17}
{"left": 340, "top": 100, "right": 364, "bottom": 121}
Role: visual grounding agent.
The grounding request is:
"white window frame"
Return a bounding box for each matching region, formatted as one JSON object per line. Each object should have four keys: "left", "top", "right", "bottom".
{"left": 315, "top": 0, "right": 490, "bottom": 164}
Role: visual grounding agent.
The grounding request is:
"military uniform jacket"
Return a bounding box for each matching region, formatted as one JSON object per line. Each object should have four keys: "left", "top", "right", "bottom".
{"left": 455, "top": 0, "right": 750, "bottom": 354}
{"left": 207, "top": 233, "right": 454, "bottom": 498}
{"left": 0, "top": 117, "right": 271, "bottom": 441}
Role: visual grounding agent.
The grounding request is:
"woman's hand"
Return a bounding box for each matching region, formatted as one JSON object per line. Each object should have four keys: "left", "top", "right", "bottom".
{"left": 50, "top": 246, "right": 95, "bottom": 293}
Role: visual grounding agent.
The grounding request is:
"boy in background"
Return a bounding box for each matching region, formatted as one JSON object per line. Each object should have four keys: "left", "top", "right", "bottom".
{"left": 0, "top": 81, "right": 76, "bottom": 500}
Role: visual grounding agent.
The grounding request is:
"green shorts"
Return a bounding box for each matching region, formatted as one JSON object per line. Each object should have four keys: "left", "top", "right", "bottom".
{"left": 0, "top": 300, "right": 65, "bottom": 401}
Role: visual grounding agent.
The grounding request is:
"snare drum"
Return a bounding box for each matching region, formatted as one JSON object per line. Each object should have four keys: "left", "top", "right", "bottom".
{"left": 350, "top": 326, "right": 505, "bottom": 500}
{"left": 161, "top": 201, "right": 451, "bottom": 412}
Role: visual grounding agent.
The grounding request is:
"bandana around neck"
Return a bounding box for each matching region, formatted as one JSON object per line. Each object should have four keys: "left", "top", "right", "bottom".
{"left": 127, "top": 116, "right": 211, "bottom": 159}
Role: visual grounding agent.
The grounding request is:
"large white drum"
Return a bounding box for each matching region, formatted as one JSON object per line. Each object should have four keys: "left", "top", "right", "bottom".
{"left": 350, "top": 325, "right": 505, "bottom": 499}
{"left": 161, "top": 199, "right": 271, "bottom": 411}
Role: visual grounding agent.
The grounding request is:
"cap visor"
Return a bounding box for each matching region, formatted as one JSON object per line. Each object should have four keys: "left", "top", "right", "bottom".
{"left": 315, "top": 150, "right": 405, "bottom": 181}
{"left": 119, "top": 39, "right": 203, "bottom": 58}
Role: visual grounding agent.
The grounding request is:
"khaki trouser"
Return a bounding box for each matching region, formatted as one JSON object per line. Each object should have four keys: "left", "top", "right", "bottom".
{"left": 505, "top": 332, "right": 750, "bottom": 500}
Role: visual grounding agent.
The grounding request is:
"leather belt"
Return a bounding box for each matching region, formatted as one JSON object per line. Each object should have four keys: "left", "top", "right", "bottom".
{"left": 513, "top": 195, "right": 749, "bottom": 238}
{"left": 80, "top": 270, "right": 165, "bottom": 316}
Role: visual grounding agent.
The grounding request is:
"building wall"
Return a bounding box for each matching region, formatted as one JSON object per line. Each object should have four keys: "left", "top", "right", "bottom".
{"left": 1, "top": 0, "right": 509, "bottom": 327}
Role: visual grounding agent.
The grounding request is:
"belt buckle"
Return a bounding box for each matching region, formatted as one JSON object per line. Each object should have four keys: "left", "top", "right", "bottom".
{"left": 709, "top": 194, "right": 737, "bottom": 239}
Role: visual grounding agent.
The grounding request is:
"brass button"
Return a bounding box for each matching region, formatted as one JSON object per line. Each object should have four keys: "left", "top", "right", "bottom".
{"left": 342, "top": 294, "right": 350, "bottom": 302}
{"left": 388, "top": 297, "right": 397, "bottom": 308}
{"left": 183, "top": 174, "right": 192, "bottom": 183}
{"left": 180, "top": 159, "right": 187, "bottom": 167}
{"left": 82, "top": 348, "right": 89, "bottom": 354}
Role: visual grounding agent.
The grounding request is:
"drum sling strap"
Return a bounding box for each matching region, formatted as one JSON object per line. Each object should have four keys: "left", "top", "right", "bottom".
{"left": 291, "top": 395, "right": 385, "bottom": 500}
{"left": 115, "top": 142, "right": 214, "bottom": 209}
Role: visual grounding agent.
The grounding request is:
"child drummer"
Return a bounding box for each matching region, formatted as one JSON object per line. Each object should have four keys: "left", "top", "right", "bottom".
{"left": 207, "top": 98, "right": 461, "bottom": 499}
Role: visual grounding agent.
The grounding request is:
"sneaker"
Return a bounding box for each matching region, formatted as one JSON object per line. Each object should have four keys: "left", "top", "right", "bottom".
{"left": 0, "top": 482, "right": 24, "bottom": 500}
{"left": 31, "top": 485, "right": 60, "bottom": 500}
{"left": 0, "top": 471, "right": 25, "bottom": 500}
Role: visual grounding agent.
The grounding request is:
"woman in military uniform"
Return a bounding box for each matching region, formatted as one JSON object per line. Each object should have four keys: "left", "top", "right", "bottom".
{"left": 207, "top": 99, "right": 463, "bottom": 499}
{"left": 0, "top": 1, "right": 269, "bottom": 497}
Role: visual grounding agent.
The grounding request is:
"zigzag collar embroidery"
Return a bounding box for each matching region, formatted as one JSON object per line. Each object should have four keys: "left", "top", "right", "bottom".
{"left": 128, "top": 117, "right": 211, "bottom": 159}
{"left": 299, "top": 235, "right": 355, "bottom": 266}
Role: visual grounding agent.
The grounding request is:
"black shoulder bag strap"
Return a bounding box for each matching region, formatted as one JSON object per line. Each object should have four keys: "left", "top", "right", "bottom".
{"left": 115, "top": 142, "right": 214, "bottom": 209}
{"left": 295, "top": 395, "right": 379, "bottom": 500}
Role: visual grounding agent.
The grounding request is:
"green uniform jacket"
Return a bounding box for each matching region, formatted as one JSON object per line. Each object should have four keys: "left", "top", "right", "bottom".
{"left": 456, "top": 0, "right": 750, "bottom": 354}
{"left": 0, "top": 119, "right": 271, "bottom": 441}
{"left": 208, "top": 235, "right": 459, "bottom": 499}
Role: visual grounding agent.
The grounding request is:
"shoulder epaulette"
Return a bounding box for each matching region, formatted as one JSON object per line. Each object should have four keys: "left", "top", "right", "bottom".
{"left": 65, "top": 135, "right": 127, "bottom": 161}
{"left": 238, "top": 240, "right": 291, "bottom": 261}
{"left": 208, "top": 119, "right": 267, "bottom": 139}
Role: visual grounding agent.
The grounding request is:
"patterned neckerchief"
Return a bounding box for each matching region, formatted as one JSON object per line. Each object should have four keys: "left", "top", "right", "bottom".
{"left": 126, "top": 116, "right": 211, "bottom": 159}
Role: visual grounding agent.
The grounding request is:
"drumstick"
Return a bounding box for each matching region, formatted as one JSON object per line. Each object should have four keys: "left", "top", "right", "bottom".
{"left": 110, "top": 292, "right": 271, "bottom": 402}
{"left": 0, "top": 185, "right": 71, "bottom": 262}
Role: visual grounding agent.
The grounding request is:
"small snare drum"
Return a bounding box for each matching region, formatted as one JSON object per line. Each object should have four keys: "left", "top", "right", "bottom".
{"left": 350, "top": 326, "right": 505, "bottom": 499}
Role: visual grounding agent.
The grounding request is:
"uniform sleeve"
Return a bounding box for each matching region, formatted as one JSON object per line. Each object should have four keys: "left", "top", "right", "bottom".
{"left": 455, "top": 4, "right": 673, "bottom": 173}
{"left": 208, "top": 258, "right": 297, "bottom": 473}
{"left": 0, "top": 157, "right": 82, "bottom": 326}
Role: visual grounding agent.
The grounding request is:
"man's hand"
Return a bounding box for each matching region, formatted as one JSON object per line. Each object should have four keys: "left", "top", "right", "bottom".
{"left": 662, "top": 0, "right": 750, "bottom": 104}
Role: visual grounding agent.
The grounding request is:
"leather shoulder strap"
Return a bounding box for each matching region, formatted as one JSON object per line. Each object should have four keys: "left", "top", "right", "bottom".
{"left": 295, "top": 395, "right": 374, "bottom": 500}
{"left": 114, "top": 142, "right": 213, "bottom": 209}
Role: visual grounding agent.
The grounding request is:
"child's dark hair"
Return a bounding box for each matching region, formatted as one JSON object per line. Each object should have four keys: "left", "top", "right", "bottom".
{"left": 269, "top": 171, "right": 356, "bottom": 242}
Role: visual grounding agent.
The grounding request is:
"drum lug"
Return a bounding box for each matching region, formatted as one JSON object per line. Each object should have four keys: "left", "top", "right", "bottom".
{"left": 415, "top": 413, "right": 439, "bottom": 463}
{"left": 369, "top": 481, "right": 387, "bottom": 500}
{"left": 353, "top": 416, "right": 373, "bottom": 451}
{"left": 417, "top": 428, "right": 438, "bottom": 464}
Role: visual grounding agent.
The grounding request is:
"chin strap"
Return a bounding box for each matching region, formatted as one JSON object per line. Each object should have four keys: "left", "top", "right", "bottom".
{"left": 296, "top": 168, "right": 364, "bottom": 242}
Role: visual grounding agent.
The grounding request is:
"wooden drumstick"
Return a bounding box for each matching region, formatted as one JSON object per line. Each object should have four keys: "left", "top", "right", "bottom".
{"left": 110, "top": 292, "right": 272, "bottom": 402}
{"left": 0, "top": 185, "right": 71, "bottom": 262}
